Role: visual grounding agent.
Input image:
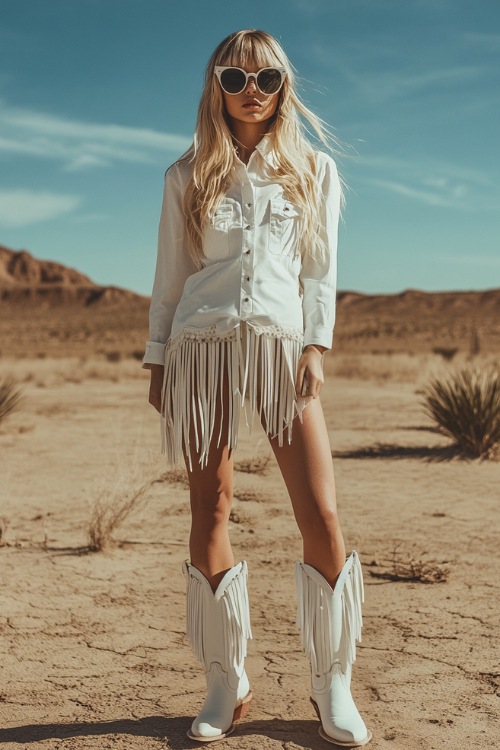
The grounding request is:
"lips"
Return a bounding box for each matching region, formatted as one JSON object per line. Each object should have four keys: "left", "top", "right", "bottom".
{"left": 243, "top": 100, "right": 261, "bottom": 108}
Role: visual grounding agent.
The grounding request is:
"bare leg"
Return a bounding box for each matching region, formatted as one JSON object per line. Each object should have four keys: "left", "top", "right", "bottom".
{"left": 262, "top": 396, "right": 346, "bottom": 588}
{"left": 182, "top": 363, "right": 235, "bottom": 593}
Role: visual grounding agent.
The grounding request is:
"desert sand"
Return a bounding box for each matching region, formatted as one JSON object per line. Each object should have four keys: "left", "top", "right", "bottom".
{"left": 1, "top": 245, "right": 499, "bottom": 749}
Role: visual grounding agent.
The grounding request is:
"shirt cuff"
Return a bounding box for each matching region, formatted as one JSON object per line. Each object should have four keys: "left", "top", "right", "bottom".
{"left": 141, "top": 340, "right": 167, "bottom": 369}
{"left": 302, "top": 327, "right": 333, "bottom": 352}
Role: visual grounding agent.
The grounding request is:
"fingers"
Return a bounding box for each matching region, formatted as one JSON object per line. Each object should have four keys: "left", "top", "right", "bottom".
{"left": 295, "top": 361, "right": 306, "bottom": 397}
{"left": 149, "top": 388, "right": 162, "bottom": 414}
{"left": 295, "top": 352, "right": 325, "bottom": 399}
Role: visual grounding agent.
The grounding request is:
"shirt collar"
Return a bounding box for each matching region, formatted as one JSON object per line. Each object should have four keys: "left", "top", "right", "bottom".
{"left": 232, "top": 132, "right": 276, "bottom": 166}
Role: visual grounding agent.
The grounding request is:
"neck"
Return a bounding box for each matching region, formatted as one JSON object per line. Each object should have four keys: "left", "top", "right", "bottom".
{"left": 229, "top": 121, "right": 269, "bottom": 162}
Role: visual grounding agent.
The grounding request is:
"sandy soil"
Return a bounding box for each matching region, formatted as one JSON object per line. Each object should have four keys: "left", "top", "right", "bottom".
{"left": 0, "top": 354, "right": 499, "bottom": 750}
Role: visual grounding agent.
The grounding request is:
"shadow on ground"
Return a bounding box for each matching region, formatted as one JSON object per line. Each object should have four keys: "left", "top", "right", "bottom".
{"left": 333, "top": 442, "right": 461, "bottom": 462}
{"left": 0, "top": 716, "right": 341, "bottom": 749}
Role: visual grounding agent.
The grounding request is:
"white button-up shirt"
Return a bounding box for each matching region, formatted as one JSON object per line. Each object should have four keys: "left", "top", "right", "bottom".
{"left": 142, "top": 133, "right": 341, "bottom": 368}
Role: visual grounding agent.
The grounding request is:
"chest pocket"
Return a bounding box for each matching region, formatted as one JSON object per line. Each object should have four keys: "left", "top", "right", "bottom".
{"left": 267, "top": 197, "right": 302, "bottom": 257}
{"left": 203, "top": 200, "right": 241, "bottom": 261}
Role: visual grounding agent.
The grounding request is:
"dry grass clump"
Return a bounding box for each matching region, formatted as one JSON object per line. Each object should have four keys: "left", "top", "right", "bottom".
{"left": 234, "top": 488, "right": 271, "bottom": 503}
{"left": 87, "top": 480, "right": 151, "bottom": 552}
{"left": 369, "top": 544, "right": 450, "bottom": 584}
{"left": 0, "top": 377, "right": 23, "bottom": 424}
{"left": 420, "top": 365, "right": 500, "bottom": 459}
{"left": 235, "top": 453, "right": 273, "bottom": 475}
{"left": 155, "top": 467, "right": 190, "bottom": 488}
{"left": 432, "top": 346, "right": 458, "bottom": 361}
{"left": 0, "top": 517, "right": 9, "bottom": 547}
{"left": 0, "top": 357, "right": 148, "bottom": 388}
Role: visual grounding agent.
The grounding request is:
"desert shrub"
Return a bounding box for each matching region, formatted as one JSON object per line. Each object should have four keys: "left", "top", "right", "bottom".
{"left": 234, "top": 453, "right": 272, "bottom": 475}
{"left": 432, "top": 346, "right": 458, "bottom": 361}
{"left": 105, "top": 351, "right": 122, "bottom": 363}
{"left": 469, "top": 327, "right": 480, "bottom": 358}
{"left": 368, "top": 543, "right": 450, "bottom": 583}
{"left": 130, "top": 350, "right": 145, "bottom": 361}
{"left": 87, "top": 481, "right": 150, "bottom": 552}
{"left": 0, "top": 378, "right": 23, "bottom": 424}
{"left": 421, "top": 365, "right": 500, "bottom": 459}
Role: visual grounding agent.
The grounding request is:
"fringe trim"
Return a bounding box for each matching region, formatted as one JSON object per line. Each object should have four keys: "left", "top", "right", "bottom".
{"left": 161, "top": 322, "right": 311, "bottom": 471}
{"left": 295, "top": 551, "right": 365, "bottom": 676}
{"left": 184, "top": 560, "right": 252, "bottom": 674}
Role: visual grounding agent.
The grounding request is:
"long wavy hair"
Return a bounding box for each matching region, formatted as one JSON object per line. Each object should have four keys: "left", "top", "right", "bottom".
{"left": 176, "top": 29, "right": 346, "bottom": 270}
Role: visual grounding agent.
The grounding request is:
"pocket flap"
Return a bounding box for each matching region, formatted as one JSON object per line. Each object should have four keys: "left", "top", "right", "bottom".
{"left": 270, "top": 198, "right": 302, "bottom": 219}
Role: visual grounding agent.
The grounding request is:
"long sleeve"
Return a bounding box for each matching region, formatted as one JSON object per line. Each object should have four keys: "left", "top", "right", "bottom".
{"left": 142, "top": 163, "right": 198, "bottom": 369}
{"left": 299, "top": 153, "right": 341, "bottom": 351}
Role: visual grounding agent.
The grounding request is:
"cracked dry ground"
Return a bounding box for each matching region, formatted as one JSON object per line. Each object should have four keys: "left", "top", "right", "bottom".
{"left": 1, "top": 362, "right": 499, "bottom": 750}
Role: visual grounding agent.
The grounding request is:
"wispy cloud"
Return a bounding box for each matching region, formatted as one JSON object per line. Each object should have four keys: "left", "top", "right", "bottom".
{"left": 462, "top": 32, "right": 500, "bottom": 53}
{"left": 367, "top": 178, "right": 467, "bottom": 209}
{"left": 358, "top": 154, "right": 497, "bottom": 212}
{"left": 311, "top": 43, "right": 487, "bottom": 103}
{"left": 0, "top": 189, "right": 81, "bottom": 227}
{"left": 0, "top": 99, "right": 192, "bottom": 171}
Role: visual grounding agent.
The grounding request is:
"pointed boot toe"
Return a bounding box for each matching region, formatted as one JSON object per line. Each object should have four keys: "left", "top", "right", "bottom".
{"left": 183, "top": 561, "right": 253, "bottom": 743}
{"left": 295, "top": 551, "right": 372, "bottom": 747}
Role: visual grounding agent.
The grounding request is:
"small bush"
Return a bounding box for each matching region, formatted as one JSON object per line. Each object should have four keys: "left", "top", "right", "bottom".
{"left": 234, "top": 453, "right": 272, "bottom": 475}
{"left": 105, "top": 351, "right": 122, "bottom": 363}
{"left": 432, "top": 346, "right": 458, "bottom": 361}
{"left": 421, "top": 365, "right": 500, "bottom": 459}
{"left": 87, "top": 481, "right": 150, "bottom": 552}
{"left": 0, "top": 378, "right": 23, "bottom": 424}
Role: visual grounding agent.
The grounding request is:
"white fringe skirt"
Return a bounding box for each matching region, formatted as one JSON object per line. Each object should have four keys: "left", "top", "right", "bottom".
{"left": 160, "top": 321, "right": 314, "bottom": 472}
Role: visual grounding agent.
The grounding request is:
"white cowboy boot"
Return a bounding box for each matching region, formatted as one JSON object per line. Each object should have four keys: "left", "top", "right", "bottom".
{"left": 182, "top": 560, "right": 253, "bottom": 742}
{"left": 295, "top": 551, "right": 372, "bottom": 746}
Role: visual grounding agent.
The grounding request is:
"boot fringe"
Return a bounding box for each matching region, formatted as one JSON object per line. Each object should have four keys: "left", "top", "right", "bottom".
{"left": 161, "top": 322, "right": 311, "bottom": 472}
{"left": 184, "top": 560, "right": 252, "bottom": 673}
{"left": 295, "top": 551, "right": 365, "bottom": 675}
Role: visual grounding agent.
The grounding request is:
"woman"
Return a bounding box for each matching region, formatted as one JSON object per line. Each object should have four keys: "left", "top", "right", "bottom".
{"left": 142, "top": 29, "right": 372, "bottom": 747}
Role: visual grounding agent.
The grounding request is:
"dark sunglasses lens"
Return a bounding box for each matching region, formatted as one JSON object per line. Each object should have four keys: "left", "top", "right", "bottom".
{"left": 257, "top": 68, "right": 282, "bottom": 94}
{"left": 220, "top": 68, "right": 246, "bottom": 94}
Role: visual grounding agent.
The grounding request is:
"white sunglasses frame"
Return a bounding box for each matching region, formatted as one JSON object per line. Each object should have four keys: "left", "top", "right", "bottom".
{"left": 214, "top": 65, "right": 287, "bottom": 96}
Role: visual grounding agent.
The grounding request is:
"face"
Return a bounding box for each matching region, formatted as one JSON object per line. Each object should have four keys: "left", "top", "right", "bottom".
{"left": 220, "top": 65, "right": 281, "bottom": 125}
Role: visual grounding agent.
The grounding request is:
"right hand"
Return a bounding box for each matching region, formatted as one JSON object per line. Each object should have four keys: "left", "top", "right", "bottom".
{"left": 148, "top": 364, "right": 164, "bottom": 414}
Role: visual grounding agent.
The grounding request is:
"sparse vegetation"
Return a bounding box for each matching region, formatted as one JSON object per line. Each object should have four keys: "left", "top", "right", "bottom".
{"left": 234, "top": 453, "right": 272, "bottom": 475}
{"left": 432, "top": 346, "right": 458, "bottom": 361}
{"left": 0, "top": 517, "right": 9, "bottom": 547}
{"left": 421, "top": 365, "right": 500, "bottom": 459}
{"left": 469, "top": 326, "right": 481, "bottom": 358}
{"left": 369, "top": 543, "right": 450, "bottom": 583}
{"left": 0, "top": 377, "right": 23, "bottom": 424}
{"left": 87, "top": 480, "right": 151, "bottom": 552}
{"left": 105, "top": 351, "right": 122, "bottom": 363}
{"left": 155, "top": 467, "right": 190, "bottom": 488}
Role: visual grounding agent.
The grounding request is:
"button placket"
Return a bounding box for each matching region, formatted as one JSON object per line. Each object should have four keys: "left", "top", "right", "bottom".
{"left": 240, "top": 179, "right": 254, "bottom": 314}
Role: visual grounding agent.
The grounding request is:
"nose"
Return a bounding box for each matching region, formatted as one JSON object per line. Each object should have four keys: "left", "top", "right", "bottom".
{"left": 244, "top": 75, "right": 258, "bottom": 94}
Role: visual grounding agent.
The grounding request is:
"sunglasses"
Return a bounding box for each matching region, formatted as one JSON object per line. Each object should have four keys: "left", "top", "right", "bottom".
{"left": 214, "top": 66, "right": 287, "bottom": 96}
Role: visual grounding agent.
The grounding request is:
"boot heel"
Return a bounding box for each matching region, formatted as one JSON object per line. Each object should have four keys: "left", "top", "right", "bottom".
{"left": 310, "top": 696, "right": 321, "bottom": 720}
{"left": 233, "top": 691, "right": 253, "bottom": 721}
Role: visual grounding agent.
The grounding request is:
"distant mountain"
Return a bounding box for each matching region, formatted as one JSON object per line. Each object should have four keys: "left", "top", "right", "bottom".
{"left": 0, "top": 245, "right": 146, "bottom": 306}
{"left": 0, "top": 244, "right": 499, "bottom": 357}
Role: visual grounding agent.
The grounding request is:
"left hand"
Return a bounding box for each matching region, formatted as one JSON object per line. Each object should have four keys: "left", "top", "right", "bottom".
{"left": 295, "top": 345, "right": 326, "bottom": 399}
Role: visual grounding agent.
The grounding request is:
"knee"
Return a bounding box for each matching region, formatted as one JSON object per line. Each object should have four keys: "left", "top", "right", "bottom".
{"left": 190, "top": 489, "right": 232, "bottom": 530}
{"left": 301, "top": 504, "right": 340, "bottom": 538}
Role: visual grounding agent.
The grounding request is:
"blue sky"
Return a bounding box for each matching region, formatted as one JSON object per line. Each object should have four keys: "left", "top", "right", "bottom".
{"left": 0, "top": 0, "right": 498, "bottom": 295}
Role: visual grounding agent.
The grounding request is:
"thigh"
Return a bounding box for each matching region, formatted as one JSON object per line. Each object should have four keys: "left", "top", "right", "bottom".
{"left": 261, "top": 396, "right": 337, "bottom": 525}
{"left": 182, "top": 351, "right": 234, "bottom": 507}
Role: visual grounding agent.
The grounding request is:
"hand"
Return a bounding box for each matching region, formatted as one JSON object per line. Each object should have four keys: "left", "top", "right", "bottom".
{"left": 295, "top": 345, "right": 326, "bottom": 399}
{"left": 148, "top": 364, "right": 164, "bottom": 414}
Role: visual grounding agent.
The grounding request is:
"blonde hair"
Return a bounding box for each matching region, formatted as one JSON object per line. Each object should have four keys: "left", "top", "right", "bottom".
{"left": 176, "top": 29, "right": 346, "bottom": 270}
